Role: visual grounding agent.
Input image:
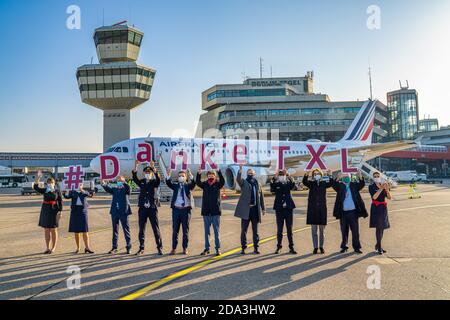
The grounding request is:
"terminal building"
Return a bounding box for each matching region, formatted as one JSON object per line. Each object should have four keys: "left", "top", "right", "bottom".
{"left": 198, "top": 74, "right": 389, "bottom": 143}
{"left": 76, "top": 22, "right": 156, "bottom": 152}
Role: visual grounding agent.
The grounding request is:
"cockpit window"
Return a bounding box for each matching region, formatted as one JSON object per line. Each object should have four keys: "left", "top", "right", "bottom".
{"left": 107, "top": 146, "right": 128, "bottom": 153}
{"left": 122, "top": 147, "right": 129, "bottom": 153}
{"left": 107, "top": 147, "right": 115, "bottom": 152}
{"left": 114, "top": 147, "right": 122, "bottom": 152}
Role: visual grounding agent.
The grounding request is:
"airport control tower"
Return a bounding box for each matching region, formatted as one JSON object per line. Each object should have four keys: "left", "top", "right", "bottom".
{"left": 76, "top": 22, "right": 156, "bottom": 151}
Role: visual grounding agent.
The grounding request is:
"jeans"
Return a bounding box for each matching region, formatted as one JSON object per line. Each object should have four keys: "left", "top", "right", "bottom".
{"left": 203, "top": 215, "right": 221, "bottom": 251}
{"left": 241, "top": 206, "right": 259, "bottom": 250}
{"left": 172, "top": 208, "right": 191, "bottom": 250}
{"left": 276, "top": 208, "right": 294, "bottom": 249}
{"left": 340, "top": 210, "right": 361, "bottom": 250}
{"left": 311, "top": 225, "right": 325, "bottom": 249}
{"left": 112, "top": 214, "right": 131, "bottom": 249}
{"left": 138, "top": 208, "right": 162, "bottom": 250}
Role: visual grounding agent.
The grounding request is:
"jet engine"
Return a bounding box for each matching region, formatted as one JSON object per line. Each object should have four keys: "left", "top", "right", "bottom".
{"left": 224, "top": 165, "right": 269, "bottom": 190}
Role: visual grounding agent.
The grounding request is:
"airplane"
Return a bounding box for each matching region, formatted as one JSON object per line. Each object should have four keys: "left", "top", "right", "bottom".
{"left": 89, "top": 100, "right": 416, "bottom": 189}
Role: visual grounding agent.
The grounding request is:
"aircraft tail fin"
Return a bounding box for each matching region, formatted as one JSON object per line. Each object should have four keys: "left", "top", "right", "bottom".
{"left": 339, "top": 99, "right": 377, "bottom": 145}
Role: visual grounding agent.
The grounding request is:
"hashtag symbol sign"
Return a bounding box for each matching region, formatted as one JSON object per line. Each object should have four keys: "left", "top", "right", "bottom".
{"left": 64, "top": 165, "right": 84, "bottom": 190}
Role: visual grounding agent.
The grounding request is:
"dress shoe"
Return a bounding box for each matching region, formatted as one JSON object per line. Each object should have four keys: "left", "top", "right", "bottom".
{"left": 108, "top": 248, "right": 118, "bottom": 254}
{"left": 354, "top": 249, "right": 363, "bottom": 254}
{"left": 313, "top": 248, "right": 319, "bottom": 255}
{"left": 274, "top": 248, "right": 281, "bottom": 254}
{"left": 340, "top": 247, "right": 349, "bottom": 254}
{"left": 135, "top": 249, "right": 144, "bottom": 256}
{"left": 320, "top": 247, "right": 325, "bottom": 254}
{"left": 254, "top": 250, "right": 260, "bottom": 255}
{"left": 157, "top": 248, "right": 163, "bottom": 255}
{"left": 170, "top": 249, "right": 177, "bottom": 255}
{"left": 289, "top": 249, "right": 298, "bottom": 255}
{"left": 216, "top": 250, "right": 221, "bottom": 256}
{"left": 84, "top": 248, "right": 94, "bottom": 254}
{"left": 200, "top": 249, "right": 210, "bottom": 256}
{"left": 183, "top": 249, "right": 189, "bottom": 255}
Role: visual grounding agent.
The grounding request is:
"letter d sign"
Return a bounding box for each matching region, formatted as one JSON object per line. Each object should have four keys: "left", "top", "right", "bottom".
{"left": 100, "top": 155, "right": 120, "bottom": 180}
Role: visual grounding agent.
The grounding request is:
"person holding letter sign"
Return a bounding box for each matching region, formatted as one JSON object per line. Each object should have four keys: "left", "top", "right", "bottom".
{"left": 332, "top": 171, "right": 368, "bottom": 254}
{"left": 234, "top": 164, "right": 266, "bottom": 255}
{"left": 63, "top": 185, "right": 95, "bottom": 254}
{"left": 166, "top": 168, "right": 196, "bottom": 255}
{"left": 132, "top": 160, "right": 163, "bottom": 256}
{"left": 302, "top": 169, "right": 333, "bottom": 254}
{"left": 102, "top": 176, "right": 133, "bottom": 254}
{"left": 34, "top": 173, "right": 63, "bottom": 254}
{"left": 369, "top": 172, "right": 391, "bottom": 255}
{"left": 270, "top": 169, "right": 297, "bottom": 255}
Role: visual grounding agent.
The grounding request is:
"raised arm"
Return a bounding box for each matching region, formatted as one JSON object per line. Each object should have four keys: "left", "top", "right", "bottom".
{"left": 195, "top": 171, "right": 204, "bottom": 189}
{"left": 237, "top": 164, "right": 244, "bottom": 188}
{"left": 302, "top": 174, "right": 311, "bottom": 188}
{"left": 102, "top": 183, "right": 114, "bottom": 195}
{"left": 217, "top": 169, "right": 225, "bottom": 189}
{"left": 132, "top": 170, "right": 143, "bottom": 188}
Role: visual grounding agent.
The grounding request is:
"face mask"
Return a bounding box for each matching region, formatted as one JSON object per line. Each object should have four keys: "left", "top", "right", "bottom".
{"left": 116, "top": 182, "right": 124, "bottom": 187}
{"left": 46, "top": 185, "right": 55, "bottom": 192}
{"left": 314, "top": 175, "right": 321, "bottom": 181}
{"left": 342, "top": 177, "right": 351, "bottom": 184}
{"left": 278, "top": 176, "right": 286, "bottom": 183}
{"left": 145, "top": 173, "right": 153, "bottom": 180}
{"left": 178, "top": 176, "right": 186, "bottom": 183}
{"left": 373, "top": 177, "right": 381, "bottom": 184}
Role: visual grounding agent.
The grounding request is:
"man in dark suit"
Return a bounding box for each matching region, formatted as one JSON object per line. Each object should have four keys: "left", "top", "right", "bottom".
{"left": 132, "top": 160, "right": 162, "bottom": 256}
{"left": 331, "top": 171, "right": 368, "bottom": 254}
{"left": 196, "top": 168, "right": 225, "bottom": 256}
{"left": 270, "top": 169, "right": 297, "bottom": 254}
{"left": 166, "top": 168, "right": 196, "bottom": 255}
{"left": 102, "top": 176, "right": 132, "bottom": 254}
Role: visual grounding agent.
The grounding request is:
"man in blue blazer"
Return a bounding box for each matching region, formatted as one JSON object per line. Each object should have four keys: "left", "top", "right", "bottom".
{"left": 166, "top": 168, "right": 196, "bottom": 255}
{"left": 102, "top": 176, "right": 132, "bottom": 254}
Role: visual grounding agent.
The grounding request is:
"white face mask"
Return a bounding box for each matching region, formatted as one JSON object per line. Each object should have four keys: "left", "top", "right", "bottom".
{"left": 374, "top": 177, "right": 382, "bottom": 184}
{"left": 314, "top": 175, "right": 322, "bottom": 181}
{"left": 145, "top": 173, "right": 154, "bottom": 180}
{"left": 178, "top": 176, "right": 186, "bottom": 183}
{"left": 278, "top": 176, "right": 287, "bottom": 183}
{"left": 46, "top": 184, "right": 55, "bottom": 192}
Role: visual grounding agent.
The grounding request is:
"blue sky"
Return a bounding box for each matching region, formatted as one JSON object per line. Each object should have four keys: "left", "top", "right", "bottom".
{"left": 0, "top": 0, "right": 449, "bottom": 152}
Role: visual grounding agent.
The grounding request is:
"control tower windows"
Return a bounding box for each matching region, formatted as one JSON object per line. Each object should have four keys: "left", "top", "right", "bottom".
{"left": 95, "top": 30, "right": 143, "bottom": 47}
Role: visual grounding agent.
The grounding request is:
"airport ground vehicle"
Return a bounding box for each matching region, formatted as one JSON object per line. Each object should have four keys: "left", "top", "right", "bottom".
{"left": 0, "top": 175, "right": 28, "bottom": 189}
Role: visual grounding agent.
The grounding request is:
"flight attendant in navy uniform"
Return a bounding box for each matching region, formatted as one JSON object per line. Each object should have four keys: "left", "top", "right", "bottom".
{"left": 369, "top": 172, "right": 391, "bottom": 255}
{"left": 33, "top": 173, "right": 63, "bottom": 254}
{"left": 132, "top": 160, "right": 163, "bottom": 256}
{"left": 63, "top": 185, "right": 95, "bottom": 254}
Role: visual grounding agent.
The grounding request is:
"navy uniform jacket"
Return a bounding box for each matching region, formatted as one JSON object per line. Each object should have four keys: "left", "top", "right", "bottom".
{"left": 166, "top": 178, "right": 196, "bottom": 210}
{"left": 103, "top": 183, "right": 132, "bottom": 217}
{"left": 63, "top": 190, "right": 92, "bottom": 214}
{"left": 132, "top": 170, "right": 161, "bottom": 208}
{"left": 270, "top": 177, "right": 296, "bottom": 211}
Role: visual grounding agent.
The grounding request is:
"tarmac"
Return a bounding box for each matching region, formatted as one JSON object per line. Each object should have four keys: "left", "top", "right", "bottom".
{"left": 0, "top": 184, "right": 449, "bottom": 300}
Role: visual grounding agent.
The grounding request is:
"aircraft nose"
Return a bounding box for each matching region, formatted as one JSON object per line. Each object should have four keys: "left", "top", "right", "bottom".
{"left": 90, "top": 156, "right": 101, "bottom": 174}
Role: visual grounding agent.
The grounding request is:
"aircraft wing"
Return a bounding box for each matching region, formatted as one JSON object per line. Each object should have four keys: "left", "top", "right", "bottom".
{"left": 283, "top": 140, "right": 417, "bottom": 168}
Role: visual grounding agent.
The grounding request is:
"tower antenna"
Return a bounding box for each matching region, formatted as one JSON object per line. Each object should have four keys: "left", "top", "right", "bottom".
{"left": 368, "top": 60, "right": 373, "bottom": 100}
{"left": 259, "top": 57, "right": 264, "bottom": 79}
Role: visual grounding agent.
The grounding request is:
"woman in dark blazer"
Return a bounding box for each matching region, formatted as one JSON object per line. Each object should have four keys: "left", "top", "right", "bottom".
{"left": 369, "top": 172, "right": 391, "bottom": 255}
{"left": 270, "top": 169, "right": 297, "bottom": 255}
{"left": 63, "top": 185, "right": 94, "bottom": 254}
{"left": 33, "top": 173, "right": 63, "bottom": 254}
{"left": 302, "top": 169, "right": 333, "bottom": 254}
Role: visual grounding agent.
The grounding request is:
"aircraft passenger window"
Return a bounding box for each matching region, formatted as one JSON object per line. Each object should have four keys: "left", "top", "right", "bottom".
{"left": 122, "top": 147, "right": 129, "bottom": 153}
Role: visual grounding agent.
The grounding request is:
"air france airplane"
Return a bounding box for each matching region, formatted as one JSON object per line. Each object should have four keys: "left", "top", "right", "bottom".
{"left": 89, "top": 100, "right": 416, "bottom": 189}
